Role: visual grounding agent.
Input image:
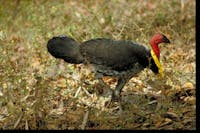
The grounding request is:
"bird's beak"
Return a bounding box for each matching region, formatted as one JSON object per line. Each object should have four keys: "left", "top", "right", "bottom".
{"left": 162, "top": 35, "right": 170, "bottom": 44}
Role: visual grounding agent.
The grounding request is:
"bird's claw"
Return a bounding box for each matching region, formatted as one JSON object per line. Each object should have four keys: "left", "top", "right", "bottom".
{"left": 104, "top": 90, "right": 121, "bottom": 107}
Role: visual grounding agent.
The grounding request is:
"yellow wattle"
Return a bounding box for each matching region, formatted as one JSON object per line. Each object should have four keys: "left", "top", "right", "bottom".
{"left": 150, "top": 50, "right": 164, "bottom": 77}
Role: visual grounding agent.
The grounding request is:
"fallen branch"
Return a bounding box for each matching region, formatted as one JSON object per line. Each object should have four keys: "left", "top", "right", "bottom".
{"left": 80, "top": 109, "right": 89, "bottom": 130}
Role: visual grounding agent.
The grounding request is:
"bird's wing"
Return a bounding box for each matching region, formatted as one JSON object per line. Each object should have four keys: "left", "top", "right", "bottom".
{"left": 80, "top": 38, "right": 150, "bottom": 71}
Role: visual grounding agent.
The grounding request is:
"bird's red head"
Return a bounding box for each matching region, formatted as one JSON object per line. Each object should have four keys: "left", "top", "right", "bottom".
{"left": 150, "top": 33, "right": 170, "bottom": 59}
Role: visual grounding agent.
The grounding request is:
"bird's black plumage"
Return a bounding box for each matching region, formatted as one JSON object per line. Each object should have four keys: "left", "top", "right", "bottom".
{"left": 47, "top": 35, "right": 169, "bottom": 100}
{"left": 47, "top": 36, "right": 83, "bottom": 64}
{"left": 80, "top": 38, "right": 158, "bottom": 73}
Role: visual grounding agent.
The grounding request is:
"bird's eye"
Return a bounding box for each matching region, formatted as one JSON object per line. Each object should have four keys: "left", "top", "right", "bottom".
{"left": 155, "top": 39, "right": 159, "bottom": 44}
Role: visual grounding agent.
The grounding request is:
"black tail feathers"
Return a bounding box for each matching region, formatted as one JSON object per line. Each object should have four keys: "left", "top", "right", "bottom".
{"left": 47, "top": 35, "right": 84, "bottom": 64}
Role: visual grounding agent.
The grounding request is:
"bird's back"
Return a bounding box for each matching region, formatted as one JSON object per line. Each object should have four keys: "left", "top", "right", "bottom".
{"left": 80, "top": 38, "right": 150, "bottom": 72}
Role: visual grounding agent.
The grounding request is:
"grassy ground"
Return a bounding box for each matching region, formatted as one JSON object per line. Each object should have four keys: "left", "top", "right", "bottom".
{"left": 0, "top": 0, "right": 195, "bottom": 130}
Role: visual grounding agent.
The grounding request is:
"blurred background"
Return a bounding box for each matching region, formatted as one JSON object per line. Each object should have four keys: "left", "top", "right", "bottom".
{"left": 0, "top": 0, "right": 195, "bottom": 130}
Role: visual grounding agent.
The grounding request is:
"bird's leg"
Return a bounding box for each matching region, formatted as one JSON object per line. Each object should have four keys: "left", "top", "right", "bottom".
{"left": 113, "top": 73, "right": 135, "bottom": 100}
{"left": 113, "top": 78, "right": 128, "bottom": 101}
{"left": 104, "top": 77, "right": 128, "bottom": 112}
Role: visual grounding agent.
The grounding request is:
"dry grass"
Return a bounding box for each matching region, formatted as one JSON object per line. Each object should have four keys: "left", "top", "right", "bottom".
{"left": 0, "top": 0, "right": 195, "bottom": 130}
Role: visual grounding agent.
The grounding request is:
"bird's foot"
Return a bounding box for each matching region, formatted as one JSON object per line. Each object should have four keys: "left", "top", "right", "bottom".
{"left": 104, "top": 91, "right": 123, "bottom": 114}
{"left": 104, "top": 90, "right": 121, "bottom": 107}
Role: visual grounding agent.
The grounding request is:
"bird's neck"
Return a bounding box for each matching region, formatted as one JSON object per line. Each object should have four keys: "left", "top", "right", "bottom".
{"left": 150, "top": 40, "right": 160, "bottom": 59}
{"left": 150, "top": 49, "right": 164, "bottom": 76}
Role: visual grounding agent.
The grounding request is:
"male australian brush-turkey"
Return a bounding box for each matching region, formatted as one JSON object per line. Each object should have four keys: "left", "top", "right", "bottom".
{"left": 47, "top": 33, "right": 170, "bottom": 100}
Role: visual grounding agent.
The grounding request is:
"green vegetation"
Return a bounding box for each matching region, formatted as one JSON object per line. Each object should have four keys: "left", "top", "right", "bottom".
{"left": 0, "top": 0, "right": 195, "bottom": 130}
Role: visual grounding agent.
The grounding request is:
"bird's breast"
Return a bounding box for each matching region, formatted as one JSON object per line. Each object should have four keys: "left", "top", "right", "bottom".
{"left": 91, "top": 62, "right": 144, "bottom": 78}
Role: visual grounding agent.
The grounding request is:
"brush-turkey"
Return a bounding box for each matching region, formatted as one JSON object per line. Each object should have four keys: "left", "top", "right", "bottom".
{"left": 47, "top": 33, "right": 170, "bottom": 100}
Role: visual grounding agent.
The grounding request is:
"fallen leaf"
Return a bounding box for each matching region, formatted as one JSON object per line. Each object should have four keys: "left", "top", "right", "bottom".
{"left": 162, "top": 112, "right": 179, "bottom": 121}
{"left": 182, "top": 82, "right": 195, "bottom": 90}
{"left": 155, "top": 120, "right": 163, "bottom": 128}
{"left": 143, "top": 122, "right": 150, "bottom": 127}
{"left": 148, "top": 100, "right": 157, "bottom": 105}
{"left": 183, "top": 96, "right": 196, "bottom": 104}
{"left": 56, "top": 77, "right": 67, "bottom": 88}
{"left": 159, "top": 118, "right": 173, "bottom": 127}
{"left": 0, "top": 90, "right": 3, "bottom": 97}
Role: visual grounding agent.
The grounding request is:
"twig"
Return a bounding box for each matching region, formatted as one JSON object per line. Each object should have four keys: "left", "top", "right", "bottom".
{"left": 80, "top": 109, "right": 89, "bottom": 130}
{"left": 25, "top": 119, "right": 29, "bottom": 130}
{"left": 115, "top": 23, "right": 126, "bottom": 39}
{"left": 82, "top": 87, "right": 92, "bottom": 97}
{"left": 13, "top": 112, "right": 24, "bottom": 129}
{"left": 74, "top": 87, "right": 82, "bottom": 98}
{"left": 181, "top": 0, "right": 185, "bottom": 12}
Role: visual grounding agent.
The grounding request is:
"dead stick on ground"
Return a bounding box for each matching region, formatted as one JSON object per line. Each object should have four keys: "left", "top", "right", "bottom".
{"left": 25, "top": 119, "right": 29, "bottom": 130}
{"left": 82, "top": 87, "right": 92, "bottom": 97}
{"left": 13, "top": 112, "right": 24, "bottom": 129}
{"left": 74, "top": 86, "right": 81, "bottom": 98}
{"left": 80, "top": 109, "right": 89, "bottom": 130}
